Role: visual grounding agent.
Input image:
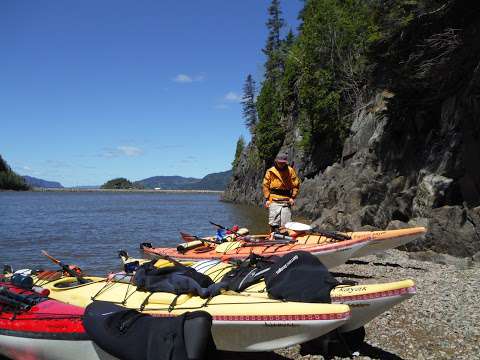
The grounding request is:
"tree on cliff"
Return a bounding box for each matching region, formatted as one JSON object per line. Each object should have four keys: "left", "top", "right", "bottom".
{"left": 0, "top": 155, "right": 29, "bottom": 190}
{"left": 241, "top": 74, "right": 257, "bottom": 134}
{"left": 254, "top": 0, "right": 288, "bottom": 164}
{"left": 277, "top": 0, "right": 379, "bottom": 163}
{"left": 263, "top": 0, "right": 285, "bottom": 81}
{"left": 232, "top": 136, "right": 245, "bottom": 169}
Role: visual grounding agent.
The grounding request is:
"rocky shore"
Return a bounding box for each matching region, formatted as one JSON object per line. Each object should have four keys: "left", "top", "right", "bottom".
{"left": 221, "top": 249, "right": 480, "bottom": 360}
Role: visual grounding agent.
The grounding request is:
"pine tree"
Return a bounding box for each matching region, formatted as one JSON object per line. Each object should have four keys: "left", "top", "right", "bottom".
{"left": 263, "top": 0, "right": 284, "bottom": 80}
{"left": 283, "top": 29, "right": 295, "bottom": 50}
{"left": 241, "top": 74, "right": 257, "bottom": 133}
{"left": 232, "top": 136, "right": 246, "bottom": 169}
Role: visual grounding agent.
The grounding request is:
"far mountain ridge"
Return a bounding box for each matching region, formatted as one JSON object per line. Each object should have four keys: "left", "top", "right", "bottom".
{"left": 23, "top": 175, "right": 63, "bottom": 189}
{"left": 135, "top": 170, "right": 232, "bottom": 191}
{"left": 13, "top": 170, "right": 232, "bottom": 191}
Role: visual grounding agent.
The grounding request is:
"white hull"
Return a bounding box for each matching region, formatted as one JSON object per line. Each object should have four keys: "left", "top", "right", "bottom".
{"left": 315, "top": 240, "right": 370, "bottom": 269}
{"left": 353, "top": 234, "right": 421, "bottom": 258}
{"left": 0, "top": 334, "right": 116, "bottom": 360}
{"left": 0, "top": 316, "right": 349, "bottom": 357}
{"left": 333, "top": 285, "right": 416, "bottom": 332}
{"left": 212, "top": 318, "right": 349, "bottom": 352}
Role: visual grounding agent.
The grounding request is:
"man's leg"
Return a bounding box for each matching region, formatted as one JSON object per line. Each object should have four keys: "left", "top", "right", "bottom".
{"left": 268, "top": 202, "right": 282, "bottom": 233}
{"left": 280, "top": 204, "right": 292, "bottom": 227}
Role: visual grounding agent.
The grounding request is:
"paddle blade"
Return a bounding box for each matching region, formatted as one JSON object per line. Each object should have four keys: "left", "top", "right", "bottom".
{"left": 41, "top": 250, "right": 61, "bottom": 265}
{"left": 180, "top": 232, "right": 197, "bottom": 242}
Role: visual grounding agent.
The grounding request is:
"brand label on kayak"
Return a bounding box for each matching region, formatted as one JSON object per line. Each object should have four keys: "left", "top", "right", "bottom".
{"left": 264, "top": 322, "right": 299, "bottom": 327}
{"left": 275, "top": 255, "right": 299, "bottom": 275}
{"left": 335, "top": 286, "right": 367, "bottom": 293}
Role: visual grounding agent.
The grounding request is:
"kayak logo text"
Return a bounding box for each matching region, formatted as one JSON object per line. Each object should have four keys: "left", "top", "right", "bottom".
{"left": 275, "top": 255, "right": 299, "bottom": 275}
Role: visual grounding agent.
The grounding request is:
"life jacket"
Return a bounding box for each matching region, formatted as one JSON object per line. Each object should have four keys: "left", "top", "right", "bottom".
{"left": 263, "top": 166, "right": 300, "bottom": 202}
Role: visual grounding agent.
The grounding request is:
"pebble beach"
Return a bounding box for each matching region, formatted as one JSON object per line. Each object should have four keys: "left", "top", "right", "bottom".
{"left": 221, "top": 249, "right": 480, "bottom": 360}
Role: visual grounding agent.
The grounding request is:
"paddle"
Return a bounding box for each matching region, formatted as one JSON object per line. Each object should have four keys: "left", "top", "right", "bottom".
{"left": 209, "top": 221, "right": 244, "bottom": 237}
{"left": 241, "top": 240, "right": 294, "bottom": 247}
{"left": 180, "top": 232, "right": 221, "bottom": 245}
{"left": 209, "top": 221, "right": 253, "bottom": 241}
{"left": 309, "top": 226, "right": 351, "bottom": 241}
{"left": 0, "top": 286, "right": 38, "bottom": 307}
{"left": 0, "top": 293, "right": 31, "bottom": 311}
{"left": 41, "top": 250, "right": 88, "bottom": 284}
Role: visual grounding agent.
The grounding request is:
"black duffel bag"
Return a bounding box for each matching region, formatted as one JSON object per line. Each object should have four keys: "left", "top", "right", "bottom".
{"left": 83, "top": 300, "right": 215, "bottom": 360}
{"left": 264, "top": 251, "right": 339, "bottom": 303}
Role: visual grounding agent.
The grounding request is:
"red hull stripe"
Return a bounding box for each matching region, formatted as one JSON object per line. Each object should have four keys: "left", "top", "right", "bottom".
{"left": 152, "top": 312, "right": 350, "bottom": 321}
{"left": 331, "top": 286, "right": 416, "bottom": 302}
{"left": 0, "top": 313, "right": 85, "bottom": 334}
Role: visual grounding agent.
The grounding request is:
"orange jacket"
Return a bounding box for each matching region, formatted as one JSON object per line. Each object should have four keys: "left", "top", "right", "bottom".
{"left": 262, "top": 165, "right": 300, "bottom": 202}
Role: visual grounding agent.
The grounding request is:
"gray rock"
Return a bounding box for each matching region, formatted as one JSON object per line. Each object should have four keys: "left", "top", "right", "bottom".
{"left": 412, "top": 174, "right": 453, "bottom": 217}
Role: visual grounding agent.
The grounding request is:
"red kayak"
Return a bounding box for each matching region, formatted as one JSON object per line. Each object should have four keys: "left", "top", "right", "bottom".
{"left": 0, "top": 277, "right": 216, "bottom": 360}
{"left": 0, "top": 281, "right": 114, "bottom": 360}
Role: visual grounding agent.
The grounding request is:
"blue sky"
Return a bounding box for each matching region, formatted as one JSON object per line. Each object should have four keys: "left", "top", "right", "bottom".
{"left": 1, "top": 1, "right": 303, "bottom": 187}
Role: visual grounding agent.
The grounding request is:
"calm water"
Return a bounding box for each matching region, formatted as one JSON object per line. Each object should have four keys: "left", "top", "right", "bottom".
{"left": 0, "top": 192, "right": 268, "bottom": 275}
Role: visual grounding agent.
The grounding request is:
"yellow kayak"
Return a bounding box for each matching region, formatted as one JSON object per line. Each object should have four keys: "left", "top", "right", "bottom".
{"left": 118, "top": 252, "right": 417, "bottom": 334}
{"left": 191, "top": 259, "right": 416, "bottom": 333}
{"left": 33, "top": 273, "right": 350, "bottom": 352}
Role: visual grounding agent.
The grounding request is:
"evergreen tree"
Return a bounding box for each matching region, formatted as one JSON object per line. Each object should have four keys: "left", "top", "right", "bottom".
{"left": 241, "top": 74, "right": 257, "bottom": 133}
{"left": 263, "top": 0, "right": 285, "bottom": 80}
{"left": 0, "top": 154, "right": 29, "bottom": 190}
{"left": 232, "top": 136, "right": 246, "bottom": 169}
{"left": 0, "top": 155, "right": 9, "bottom": 172}
{"left": 283, "top": 29, "right": 295, "bottom": 49}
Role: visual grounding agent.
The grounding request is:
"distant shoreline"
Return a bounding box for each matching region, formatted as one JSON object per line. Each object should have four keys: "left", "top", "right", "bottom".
{"left": 31, "top": 188, "right": 224, "bottom": 193}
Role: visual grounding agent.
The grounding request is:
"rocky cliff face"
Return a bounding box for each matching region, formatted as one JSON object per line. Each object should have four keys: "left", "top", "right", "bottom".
{"left": 224, "top": 0, "right": 480, "bottom": 258}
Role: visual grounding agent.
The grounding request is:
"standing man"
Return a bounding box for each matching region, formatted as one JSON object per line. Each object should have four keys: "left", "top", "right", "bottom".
{"left": 262, "top": 153, "right": 300, "bottom": 233}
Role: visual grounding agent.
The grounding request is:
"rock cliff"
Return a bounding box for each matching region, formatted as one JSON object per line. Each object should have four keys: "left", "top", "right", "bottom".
{"left": 224, "top": 0, "right": 480, "bottom": 258}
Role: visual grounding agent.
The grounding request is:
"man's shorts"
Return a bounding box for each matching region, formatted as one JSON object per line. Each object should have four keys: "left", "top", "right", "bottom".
{"left": 268, "top": 201, "right": 292, "bottom": 227}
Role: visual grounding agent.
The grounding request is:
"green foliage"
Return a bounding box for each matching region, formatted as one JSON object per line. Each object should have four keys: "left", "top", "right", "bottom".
{"left": 250, "top": 0, "right": 384, "bottom": 168}
{"left": 232, "top": 136, "right": 246, "bottom": 169}
{"left": 241, "top": 75, "right": 257, "bottom": 133}
{"left": 247, "top": 146, "right": 262, "bottom": 169}
{"left": 101, "top": 177, "right": 141, "bottom": 189}
{"left": 376, "top": 0, "right": 444, "bottom": 38}
{"left": 0, "top": 155, "right": 8, "bottom": 173}
{"left": 0, "top": 155, "right": 29, "bottom": 190}
{"left": 255, "top": 79, "right": 285, "bottom": 163}
{"left": 0, "top": 172, "right": 30, "bottom": 190}
{"left": 280, "top": 0, "right": 380, "bottom": 152}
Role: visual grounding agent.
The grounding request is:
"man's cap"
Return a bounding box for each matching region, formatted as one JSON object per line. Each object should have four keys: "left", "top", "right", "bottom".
{"left": 275, "top": 153, "right": 288, "bottom": 163}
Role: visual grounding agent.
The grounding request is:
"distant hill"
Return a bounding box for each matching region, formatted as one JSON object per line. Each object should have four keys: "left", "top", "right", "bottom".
{"left": 188, "top": 170, "right": 233, "bottom": 190}
{"left": 23, "top": 176, "right": 63, "bottom": 189}
{"left": 135, "top": 176, "right": 199, "bottom": 190}
{"left": 135, "top": 170, "right": 232, "bottom": 191}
